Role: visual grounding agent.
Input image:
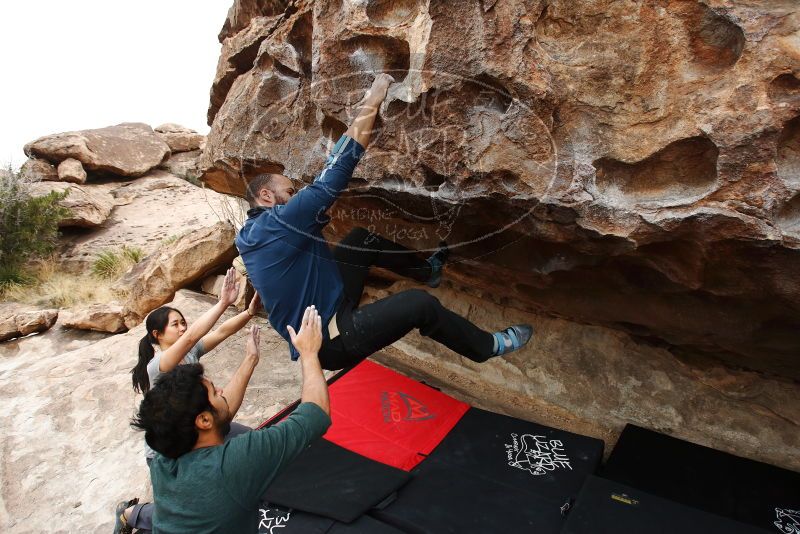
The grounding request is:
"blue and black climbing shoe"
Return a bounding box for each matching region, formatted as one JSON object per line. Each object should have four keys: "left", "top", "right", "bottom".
{"left": 492, "top": 324, "right": 534, "bottom": 356}
{"left": 426, "top": 241, "right": 450, "bottom": 288}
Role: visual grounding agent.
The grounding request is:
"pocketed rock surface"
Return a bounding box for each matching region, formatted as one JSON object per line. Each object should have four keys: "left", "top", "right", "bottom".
{"left": 202, "top": 0, "right": 800, "bottom": 379}
{"left": 200, "top": 0, "right": 800, "bottom": 473}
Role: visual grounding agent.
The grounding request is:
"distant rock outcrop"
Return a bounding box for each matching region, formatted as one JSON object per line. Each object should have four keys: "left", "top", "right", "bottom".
{"left": 20, "top": 157, "right": 57, "bottom": 182}
{"left": 154, "top": 123, "right": 205, "bottom": 153}
{"left": 56, "top": 170, "right": 238, "bottom": 273}
{"left": 157, "top": 150, "right": 203, "bottom": 182}
{"left": 60, "top": 303, "right": 127, "bottom": 334}
{"left": 24, "top": 122, "right": 170, "bottom": 177}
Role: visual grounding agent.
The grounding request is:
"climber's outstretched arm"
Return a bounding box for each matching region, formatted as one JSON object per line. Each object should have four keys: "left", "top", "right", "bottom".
{"left": 345, "top": 73, "right": 394, "bottom": 149}
{"left": 267, "top": 74, "right": 396, "bottom": 231}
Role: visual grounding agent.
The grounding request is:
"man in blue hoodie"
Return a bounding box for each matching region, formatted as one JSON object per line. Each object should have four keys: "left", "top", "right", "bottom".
{"left": 236, "top": 73, "right": 533, "bottom": 370}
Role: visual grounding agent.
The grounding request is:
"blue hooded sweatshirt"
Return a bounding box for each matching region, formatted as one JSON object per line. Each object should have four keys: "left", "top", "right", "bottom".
{"left": 235, "top": 135, "right": 365, "bottom": 360}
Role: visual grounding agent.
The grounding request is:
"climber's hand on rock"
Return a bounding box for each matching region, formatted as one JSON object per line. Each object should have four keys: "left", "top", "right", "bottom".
{"left": 368, "top": 73, "right": 395, "bottom": 102}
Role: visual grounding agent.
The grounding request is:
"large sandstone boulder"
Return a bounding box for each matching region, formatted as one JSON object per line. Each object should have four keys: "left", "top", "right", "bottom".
{"left": 24, "top": 123, "right": 171, "bottom": 177}
{"left": 60, "top": 303, "right": 127, "bottom": 334}
{"left": 200, "top": 0, "right": 800, "bottom": 470}
{"left": 28, "top": 182, "right": 113, "bottom": 228}
{"left": 201, "top": 1, "right": 800, "bottom": 377}
{"left": 154, "top": 123, "right": 205, "bottom": 153}
{"left": 118, "top": 221, "right": 238, "bottom": 326}
{"left": 57, "top": 158, "right": 87, "bottom": 184}
{"left": 19, "top": 158, "right": 57, "bottom": 182}
{"left": 0, "top": 304, "right": 57, "bottom": 342}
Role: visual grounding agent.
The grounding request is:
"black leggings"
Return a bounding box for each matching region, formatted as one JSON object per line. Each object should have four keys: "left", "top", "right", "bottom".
{"left": 318, "top": 228, "right": 495, "bottom": 370}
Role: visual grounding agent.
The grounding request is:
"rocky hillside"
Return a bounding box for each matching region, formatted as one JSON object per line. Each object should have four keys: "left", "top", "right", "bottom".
{"left": 200, "top": 0, "right": 800, "bottom": 470}
{"left": 1, "top": 122, "right": 291, "bottom": 532}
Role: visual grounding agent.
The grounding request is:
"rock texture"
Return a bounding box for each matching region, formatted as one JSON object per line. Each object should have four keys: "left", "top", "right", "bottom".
{"left": 24, "top": 123, "right": 170, "bottom": 177}
{"left": 118, "top": 222, "right": 238, "bottom": 327}
{"left": 28, "top": 182, "right": 113, "bottom": 228}
{"left": 56, "top": 170, "right": 239, "bottom": 272}
{"left": 365, "top": 279, "right": 800, "bottom": 472}
{"left": 0, "top": 290, "right": 320, "bottom": 532}
{"left": 19, "top": 158, "right": 57, "bottom": 182}
{"left": 0, "top": 303, "right": 57, "bottom": 342}
{"left": 60, "top": 303, "right": 127, "bottom": 334}
{"left": 201, "top": 0, "right": 800, "bottom": 469}
{"left": 154, "top": 123, "right": 205, "bottom": 153}
{"left": 57, "top": 158, "right": 87, "bottom": 184}
{"left": 201, "top": 1, "right": 800, "bottom": 378}
{"left": 157, "top": 149, "right": 203, "bottom": 181}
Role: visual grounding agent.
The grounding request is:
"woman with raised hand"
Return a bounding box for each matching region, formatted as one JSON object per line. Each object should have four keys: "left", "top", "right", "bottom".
{"left": 131, "top": 267, "right": 260, "bottom": 395}
{"left": 130, "top": 266, "right": 260, "bottom": 463}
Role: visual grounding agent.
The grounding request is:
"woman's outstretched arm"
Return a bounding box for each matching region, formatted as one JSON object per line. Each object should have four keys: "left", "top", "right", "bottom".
{"left": 158, "top": 267, "right": 241, "bottom": 372}
{"left": 201, "top": 292, "right": 260, "bottom": 352}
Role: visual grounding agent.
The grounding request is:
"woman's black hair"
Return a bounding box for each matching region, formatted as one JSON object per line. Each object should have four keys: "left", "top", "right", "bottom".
{"left": 131, "top": 306, "right": 185, "bottom": 394}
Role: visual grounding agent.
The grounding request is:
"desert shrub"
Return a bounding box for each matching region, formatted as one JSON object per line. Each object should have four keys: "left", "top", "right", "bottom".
{"left": 0, "top": 165, "right": 68, "bottom": 286}
{"left": 2, "top": 256, "right": 115, "bottom": 307}
{"left": 160, "top": 234, "right": 182, "bottom": 247}
{"left": 92, "top": 245, "right": 145, "bottom": 279}
{"left": 122, "top": 245, "right": 145, "bottom": 264}
{"left": 92, "top": 250, "right": 123, "bottom": 278}
{"left": 0, "top": 264, "right": 33, "bottom": 293}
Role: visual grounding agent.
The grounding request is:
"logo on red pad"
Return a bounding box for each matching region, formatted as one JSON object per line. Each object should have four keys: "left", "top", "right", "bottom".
{"left": 381, "top": 391, "right": 435, "bottom": 423}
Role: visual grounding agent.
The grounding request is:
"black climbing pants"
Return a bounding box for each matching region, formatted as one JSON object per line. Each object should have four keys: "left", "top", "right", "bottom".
{"left": 318, "top": 227, "right": 496, "bottom": 370}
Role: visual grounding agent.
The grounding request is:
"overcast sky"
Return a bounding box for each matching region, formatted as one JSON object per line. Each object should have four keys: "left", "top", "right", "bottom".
{"left": 0, "top": 0, "right": 231, "bottom": 167}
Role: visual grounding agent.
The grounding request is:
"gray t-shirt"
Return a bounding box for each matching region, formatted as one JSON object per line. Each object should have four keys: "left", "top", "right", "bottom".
{"left": 144, "top": 341, "right": 205, "bottom": 459}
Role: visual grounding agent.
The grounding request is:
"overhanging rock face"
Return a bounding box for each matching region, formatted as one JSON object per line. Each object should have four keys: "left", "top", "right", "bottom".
{"left": 203, "top": 0, "right": 800, "bottom": 467}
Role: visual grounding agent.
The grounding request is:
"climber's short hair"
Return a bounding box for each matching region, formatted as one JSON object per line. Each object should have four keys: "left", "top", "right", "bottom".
{"left": 245, "top": 174, "right": 283, "bottom": 206}
{"left": 131, "top": 363, "right": 214, "bottom": 459}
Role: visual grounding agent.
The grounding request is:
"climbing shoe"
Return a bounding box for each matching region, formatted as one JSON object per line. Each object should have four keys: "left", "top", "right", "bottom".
{"left": 113, "top": 497, "right": 137, "bottom": 534}
{"left": 492, "top": 324, "right": 534, "bottom": 356}
{"left": 426, "top": 242, "right": 450, "bottom": 288}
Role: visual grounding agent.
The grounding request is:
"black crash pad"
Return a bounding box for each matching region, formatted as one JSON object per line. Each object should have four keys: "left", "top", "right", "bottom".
{"left": 263, "top": 438, "right": 410, "bottom": 523}
{"left": 371, "top": 459, "right": 568, "bottom": 533}
{"left": 562, "top": 475, "right": 768, "bottom": 534}
{"left": 420, "top": 407, "right": 604, "bottom": 502}
{"left": 257, "top": 503, "right": 332, "bottom": 533}
{"left": 257, "top": 504, "right": 404, "bottom": 534}
{"left": 601, "top": 424, "right": 800, "bottom": 532}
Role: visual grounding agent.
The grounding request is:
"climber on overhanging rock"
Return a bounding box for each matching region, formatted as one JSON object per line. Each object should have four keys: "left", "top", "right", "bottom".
{"left": 235, "top": 73, "right": 533, "bottom": 371}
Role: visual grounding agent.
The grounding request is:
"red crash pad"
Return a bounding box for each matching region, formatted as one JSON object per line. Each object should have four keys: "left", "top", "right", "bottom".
{"left": 323, "top": 360, "right": 469, "bottom": 471}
